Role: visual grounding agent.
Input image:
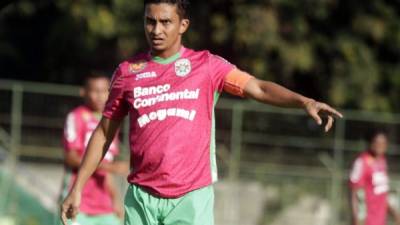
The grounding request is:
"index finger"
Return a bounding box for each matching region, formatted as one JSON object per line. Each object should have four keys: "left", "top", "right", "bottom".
{"left": 61, "top": 211, "right": 68, "bottom": 225}
{"left": 321, "top": 104, "right": 343, "bottom": 118}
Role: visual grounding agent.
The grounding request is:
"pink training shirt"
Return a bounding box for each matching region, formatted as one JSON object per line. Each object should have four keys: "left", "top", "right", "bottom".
{"left": 103, "top": 47, "right": 239, "bottom": 198}
{"left": 349, "top": 151, "right": 389, "bottom": 225}
{"left": 62, "top": 105, "right": 120, "bottom": 215}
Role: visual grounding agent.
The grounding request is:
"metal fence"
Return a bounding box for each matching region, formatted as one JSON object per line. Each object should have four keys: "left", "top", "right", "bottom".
{"left": 1, "top": 79, "right": 400, "bottom": 225}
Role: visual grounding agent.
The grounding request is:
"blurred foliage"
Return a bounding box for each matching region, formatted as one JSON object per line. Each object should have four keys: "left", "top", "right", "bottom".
{"left": 1, "top": 0, "right": 400, "bottom": 111}
{"left": 0, "top": 172, "right": 54, "bottom": 225}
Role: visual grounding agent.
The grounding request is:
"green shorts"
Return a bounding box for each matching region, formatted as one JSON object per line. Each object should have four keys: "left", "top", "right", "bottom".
{"left": 124, "top": 185, "right": 214, "bottom": 225}
{"left": 63, "top": 213, "right": 121, "bottom": 225}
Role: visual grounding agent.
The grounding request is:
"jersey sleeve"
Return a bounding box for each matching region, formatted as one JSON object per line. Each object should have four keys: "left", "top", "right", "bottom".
{"left": 103, "top": 64, "right": 130, "bottom": 120}
{"left": 223, "top": 69, "right": 254, "bottom": 97}
{"left": 208, "top": 53, "right": 236, "bottom": 93}
{"left": 63, "top": 112, "right": 84, "bottom": 153}
{"left": 349, "top": 158, "right": 367, "bottom": 189}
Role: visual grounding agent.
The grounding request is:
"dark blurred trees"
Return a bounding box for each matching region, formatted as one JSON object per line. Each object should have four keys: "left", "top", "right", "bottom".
{"left": 1, "top": 0, "right": 400, "bottom": 111}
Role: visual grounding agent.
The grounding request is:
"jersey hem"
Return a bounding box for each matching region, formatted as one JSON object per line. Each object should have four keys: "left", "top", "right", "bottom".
{"left": 129, "top": 182, "right": 213, "bottom": 199}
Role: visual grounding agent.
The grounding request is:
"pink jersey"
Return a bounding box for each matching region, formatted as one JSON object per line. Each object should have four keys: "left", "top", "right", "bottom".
{"left": 349, "top": 151, "right": 389, "bottom": 225}
{"left": 62, "top": 105, "right": 119, "bottom": 215}
{"left": 103, "top": 47, "right": 236, "bottom": 198}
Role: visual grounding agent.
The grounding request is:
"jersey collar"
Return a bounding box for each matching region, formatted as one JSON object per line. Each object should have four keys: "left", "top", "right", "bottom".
{"left": 149, "top": 47, "right": 186, "bottom": 65}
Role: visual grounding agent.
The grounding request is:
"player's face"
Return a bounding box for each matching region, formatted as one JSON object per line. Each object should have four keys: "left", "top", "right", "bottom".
{"left": 370, "top": 134, "right": 388, "bottom": 157}
{"left": 84, "top": 78, "right": 110, "bottom": 112}
{"left": 144, "top": 3, "right": 189, "bottom": 56}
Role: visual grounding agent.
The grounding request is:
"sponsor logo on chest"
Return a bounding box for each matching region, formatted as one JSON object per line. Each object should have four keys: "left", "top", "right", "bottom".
{"left": 372, "top": 171, "right": 389, "bottom": 195}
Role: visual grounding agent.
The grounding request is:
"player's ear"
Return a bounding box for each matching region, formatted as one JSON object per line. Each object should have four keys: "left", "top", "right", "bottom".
{"left": 79, "top": 87, "right": 85, "bottom": 97}
{"left": 179, "top": 18, "right": 190, "bottom": 35}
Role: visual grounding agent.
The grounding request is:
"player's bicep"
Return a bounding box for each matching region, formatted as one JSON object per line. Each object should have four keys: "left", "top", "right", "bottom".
{"left": 242, "top": 77, "right": 266, "bottom": 99}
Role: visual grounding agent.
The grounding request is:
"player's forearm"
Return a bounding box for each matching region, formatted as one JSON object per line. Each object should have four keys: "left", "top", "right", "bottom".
{"left": 64, "top": 152, "right": 82, "bottom": 169}
{"left": 105, "top": 174, "right": 117, "bottom": 198}
{"left": 97, "top": 162, "right": 116, "bottom": 173}
{"left": 389, "top": 204, "right": 400, "bottom": 223}
{"left": 105, "top": 174, "right": 124, "bottom": 216}
{"left": 246, "top": 80, "right": 313, "bottom": 108}
{"left": 350, "top": 191, "right": 360, "bottom": 225}
{"left": 72, "top": 126, "right": 112, "bottom": 192}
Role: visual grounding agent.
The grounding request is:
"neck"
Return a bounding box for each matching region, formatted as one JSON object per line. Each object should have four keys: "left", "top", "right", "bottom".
{"left": 368, "top": 150, "right": 381, "bottom": 158}
{"left": 86, "top": 104, "right": 102, "bottom": 114}
{"left": 152, "top": 41, "right": 182, "bottom": 59}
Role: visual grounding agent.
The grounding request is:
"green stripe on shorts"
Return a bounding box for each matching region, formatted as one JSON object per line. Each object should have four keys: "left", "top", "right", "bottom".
{"left": 124, "top": 185, "right": 214, "bottom": 225}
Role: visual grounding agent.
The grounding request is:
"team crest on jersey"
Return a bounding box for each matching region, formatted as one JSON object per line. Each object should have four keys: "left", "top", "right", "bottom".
{"left": 175, "top": 58, "right": 191, "bottom": 77}
{"left": 129, "top": 60, "right": 147, "bottom": 73}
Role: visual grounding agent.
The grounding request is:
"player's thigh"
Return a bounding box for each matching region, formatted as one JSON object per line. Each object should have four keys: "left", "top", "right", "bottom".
{"left": 163, "top": 185, "right": 214, "bottom": 225}
{"left": 124, "top": 185, "right": 158, "bottom": 225}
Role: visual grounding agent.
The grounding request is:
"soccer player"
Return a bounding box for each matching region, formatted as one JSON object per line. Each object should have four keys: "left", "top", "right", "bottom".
{"left": 61, "top": 74, "right": 128, "bottom": 225}
{"left": 61, "top": 1, "right": 343, "bottom": 225}
{"left": 350, "top": 130, "right": 400, "bottom": 225}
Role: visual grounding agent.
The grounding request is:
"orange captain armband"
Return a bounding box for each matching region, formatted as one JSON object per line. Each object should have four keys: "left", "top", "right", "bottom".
{"left": 223, "top": 69, "right": 254, "bottom": 97}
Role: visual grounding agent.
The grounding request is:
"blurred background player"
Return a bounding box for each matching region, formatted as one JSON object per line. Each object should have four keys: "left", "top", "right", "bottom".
{"left": 61, "top": 73, "right": 128, "bottom": 225}
{"left": 349, "top": 129, "right": 400, "bottom": 225}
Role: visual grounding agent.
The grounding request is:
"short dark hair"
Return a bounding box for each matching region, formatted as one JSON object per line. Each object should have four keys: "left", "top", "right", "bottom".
{"left": 144, "top": 0, "right": 190, "bottom": 19}
{"left": 83, "top": 72, "right": 110, "bottom": 87}
{"left": 365, "top": 128, "right": 388, "bottom": 144}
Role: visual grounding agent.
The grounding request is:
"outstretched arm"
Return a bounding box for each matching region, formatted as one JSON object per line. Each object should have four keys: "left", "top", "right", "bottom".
{"left": 243, "top": 78, "right": 343, "bottom": 132}
{"left": 60, "top": 117, "right": 122, "bottom": 225}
